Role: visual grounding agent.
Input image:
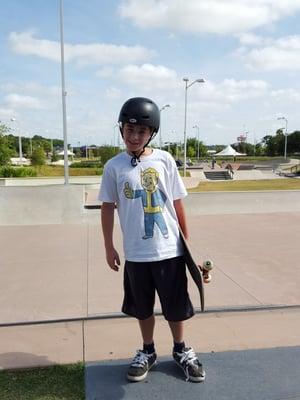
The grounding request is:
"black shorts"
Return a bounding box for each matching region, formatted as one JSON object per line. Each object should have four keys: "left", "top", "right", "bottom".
{"left": 122, "top": 256, "right": 194, "bottom": 322}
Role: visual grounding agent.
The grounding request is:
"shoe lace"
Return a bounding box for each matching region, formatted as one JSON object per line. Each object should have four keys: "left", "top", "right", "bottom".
{"left": 131, "top": 350, "right": 152, "bottom": 368}
{"left": 177, "top": 348, "right": 199, "bottom": 381}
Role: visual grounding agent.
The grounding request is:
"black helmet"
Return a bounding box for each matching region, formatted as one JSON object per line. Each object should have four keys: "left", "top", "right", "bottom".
{"left": 118, "top": 97, "right": 160, "bottom": 133}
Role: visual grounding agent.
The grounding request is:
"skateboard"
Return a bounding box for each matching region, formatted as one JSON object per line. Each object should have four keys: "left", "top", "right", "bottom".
{"left": 179, "top": 229, "right": 213, "bottom": 312}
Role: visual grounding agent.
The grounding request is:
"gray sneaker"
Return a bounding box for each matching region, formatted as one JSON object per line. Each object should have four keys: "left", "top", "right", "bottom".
{"left": 127, "top": 350, "right": 157, "bottom": 382}
{"left": 173, "top": 347, "right": 205, "bottom": 382}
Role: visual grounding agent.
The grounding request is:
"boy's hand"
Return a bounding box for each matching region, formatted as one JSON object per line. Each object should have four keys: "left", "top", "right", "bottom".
{"left": 106, "top": 247, "right": 121, "bottom": 271}
{"left": 124, "top": 182, "right": 134, "bottom": 199}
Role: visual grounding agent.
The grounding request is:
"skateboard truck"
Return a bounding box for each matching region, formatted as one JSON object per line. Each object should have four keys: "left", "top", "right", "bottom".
{"left": 201, "top": 260, "right": 213, "bottom": 284}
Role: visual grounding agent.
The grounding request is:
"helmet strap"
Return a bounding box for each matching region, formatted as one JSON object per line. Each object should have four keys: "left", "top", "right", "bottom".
{"left": 130, "top": 148, "right": 145, "bottom": 167}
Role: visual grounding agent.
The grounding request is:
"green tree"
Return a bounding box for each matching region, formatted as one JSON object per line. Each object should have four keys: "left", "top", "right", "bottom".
{"left": 30, "top": 147, "right": 46, "bottom": 166}
{"left": 42, "top": 140, "right": 52, "bottom": 156}
{"left": 0, "top": 144, "right": 12, "bottom": 165}
{"left": 254, "top": 142, "right": 264, "bottom": 156}
{"left": 5, "top": 134, "right": 18, "bottom": 155}
{"left": 98, "top": 146, "right": 119, "bottom": 165}
{"left": 262, "top": 130, "right": 285, "bottom": 156}
{"left": 186, "top": 137, "right": 207, "bottom": 158}
{"left": 0, "top": 123, "right": 13, "bottom": 165}
{"left": 0, "top": 123, "right": 9, "bottom": 136}
{"left": 51, "top": 152, "right": 59, "bottom": 162}
{"left": 214, "top": 145, "right": 225, "bottom": 153}
{"left": 232, "top": 142, "right": 255, "bottom": 156}
{"left": 187, "top": 145, "right": 196, "bottom": 158}
{"left": 287, "top": 131, "right": 300, "bottom": 155}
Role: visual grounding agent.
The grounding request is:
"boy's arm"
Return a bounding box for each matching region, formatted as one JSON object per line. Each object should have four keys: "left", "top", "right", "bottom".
{"left": 173, "top": 198, "right": 189, "bottom": 240}
{"left": 101, "top": 202, "right": 120, "bottom": 271}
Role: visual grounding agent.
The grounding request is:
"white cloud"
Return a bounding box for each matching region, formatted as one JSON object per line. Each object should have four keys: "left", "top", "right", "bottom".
{"left": 4, "top": 94, "right": 45, "bottom": 110}
{"left": 0, "top": 107, "right": 15, "bottom": 119}
{"left": 271, "top": 88, "right": 300, "bottom": 101}
{"left": 0, "top": 82, "right": 61, "bottom": 115}
{"left": 237, "top": 33, "right": 272, "bottom": 46}
{"left": 1, "top": 82, "right": 60, "bottom": 97}
{"left": 96, "top": 67, "right": 115, "bottom": 78}
{"left": 238, "top": 35, "right": 300, "bottom": 70}
{"left": 202, "top": 79, "right": 269, "bottom": 103}
{"left": 9, "top": 31, "right": 155, "bottom": 66}
{"left": 105, "top": 87, "right": 122, "bottom": 99}
{"left": 119, "top": 0, "right": 300, "bottom": 34}
{"left": 214, "top": 122, "right": 225, "bottom": 129}
{"left": 117, "top": 63, "right": 179, "bottom": 90}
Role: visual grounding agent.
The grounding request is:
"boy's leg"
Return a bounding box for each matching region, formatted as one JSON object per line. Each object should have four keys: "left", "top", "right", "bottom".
{"left": 152, "top": 256, "right": 205, "bottom": 383}
{"left": 122, "top": 261, "right": 157, "bottom": 382}
{"left": 168, "top": 320, "right": 183, "bottom": 343}
{"left": 139, "top": 314, "right": 155, "bottom": 344}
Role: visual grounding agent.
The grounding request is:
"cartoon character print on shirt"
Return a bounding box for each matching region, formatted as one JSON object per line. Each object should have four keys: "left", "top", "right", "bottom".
{"left": 123, "top": 167, "right": 169, "bottom": 240}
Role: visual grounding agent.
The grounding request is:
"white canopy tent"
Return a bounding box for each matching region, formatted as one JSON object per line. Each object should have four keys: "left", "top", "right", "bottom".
{"left": 51, "top": 159, "right": 72, "bottom": 166}
{"left": 57, "top": 150, "right": 74, "bottom": 156}
{"left": 215, "top": 145, "right": 246, "bottom": 156}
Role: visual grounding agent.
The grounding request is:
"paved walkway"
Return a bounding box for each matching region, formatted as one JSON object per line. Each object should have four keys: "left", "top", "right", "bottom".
{"left": 86, "top": 346, "right": 300, "bottom": 400}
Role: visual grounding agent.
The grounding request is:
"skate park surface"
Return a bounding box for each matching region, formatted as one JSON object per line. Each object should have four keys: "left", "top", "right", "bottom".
{"left": 1, "top": 181, "right": 300, "bottom": 399}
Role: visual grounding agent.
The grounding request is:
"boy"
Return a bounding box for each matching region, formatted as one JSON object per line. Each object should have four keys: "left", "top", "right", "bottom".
{"left": 99, "top": 97, "right": 205, "bottom": 383}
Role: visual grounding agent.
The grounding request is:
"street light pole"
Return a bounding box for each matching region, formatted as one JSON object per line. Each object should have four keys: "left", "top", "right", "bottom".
{"left": 10, "top": 118, "right": 23, "bottom": 165}
{"left": 114, "top": 123, "right": 119, "bottom": 150}
{"left": 193, "top": 124, "right": 200, "bottom": 162}
{"left": 183, "top": 78, "right": 205, "bottom": 177}
{"left": 277, "top": 116, "right": 288, "bottom": 159}
{"left": 59, "top": 0, "right": 69, "bottom": 185}
{"left": 159, "top": 104, "right": 170, "bottom": 149}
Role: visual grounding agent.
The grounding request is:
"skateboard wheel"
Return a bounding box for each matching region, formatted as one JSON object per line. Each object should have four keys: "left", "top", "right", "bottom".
{"left": 203, "top": 273, "right": 212, "bottom": 283}
{"left": 203, "top": 260, "right": 213, "bottom": 271}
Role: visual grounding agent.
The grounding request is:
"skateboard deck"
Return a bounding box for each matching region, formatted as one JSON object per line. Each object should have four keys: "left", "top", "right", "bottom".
{"left": 179, "top": 230, "right": 205, "bottom": 312}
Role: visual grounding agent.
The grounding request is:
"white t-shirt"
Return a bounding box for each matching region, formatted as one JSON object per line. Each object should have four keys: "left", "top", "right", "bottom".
{"left": 98, "top": 149, "right": 187, "bottom": 262}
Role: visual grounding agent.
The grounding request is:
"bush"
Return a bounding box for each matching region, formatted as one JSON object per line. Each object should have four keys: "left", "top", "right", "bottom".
{"left": 0, "top": 166, "right": 37, "bottom": 177}
{"left": 30, "top": 147, "right": 46, "bottom": 166}
{"left": 51, "top": 153, "right": 59, "bottom": 162}
{"left": 69, "top": 167, "right": 103, "bottom": 176}
{"left": 70, "top": 160, "right": 102, "bottom": 168}
{"left": 0, "top": 144, "right": 13, "bottom": 166}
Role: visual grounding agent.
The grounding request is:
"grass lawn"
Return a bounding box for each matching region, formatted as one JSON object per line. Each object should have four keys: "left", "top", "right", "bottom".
{"left": 188, "top": 178, "right": 300, "bottom": 192}
{"left": 0, "top": 363, "right": 84, "bottom": 400}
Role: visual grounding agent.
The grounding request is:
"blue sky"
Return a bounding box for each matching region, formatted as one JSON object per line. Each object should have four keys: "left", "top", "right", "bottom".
{"left": 1, "top": 0, "right": 300, "bottom": 147}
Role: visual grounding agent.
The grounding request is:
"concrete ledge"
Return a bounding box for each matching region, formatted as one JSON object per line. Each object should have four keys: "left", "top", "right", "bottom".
{"left": 185, "top": 191, "right": 300, "bottom": 215}
{"left": 84, "top": 190, "right": 300, "bottom": 215}
{"left": 84, "top": 308, "right": 300, "bottom": 362}
{"left": 0, "top": 185, "right": 85, "bottom": 225}
{"left": 1, "top": 308, "right": 299, "bottom": 369}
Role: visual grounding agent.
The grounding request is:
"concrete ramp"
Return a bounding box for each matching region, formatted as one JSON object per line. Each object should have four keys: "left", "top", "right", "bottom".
{"left": 0, "top": 185, "right": 85, "bottom": 225}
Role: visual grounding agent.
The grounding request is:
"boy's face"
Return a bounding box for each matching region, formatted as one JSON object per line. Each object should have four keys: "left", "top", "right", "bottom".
{"left": 122, "top": 123, "right": 152, "bottom": 154}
